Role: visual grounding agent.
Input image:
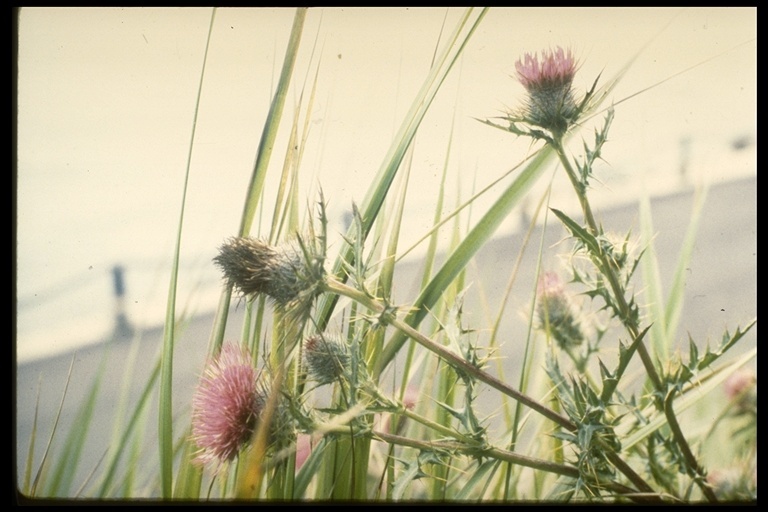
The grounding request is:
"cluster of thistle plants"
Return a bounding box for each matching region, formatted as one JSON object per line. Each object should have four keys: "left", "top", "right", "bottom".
{"left": 175, "top": 42, "right": 756, "bottom": 502}
{"left": 21, "top": 10, "right": 754, "bottom": 503}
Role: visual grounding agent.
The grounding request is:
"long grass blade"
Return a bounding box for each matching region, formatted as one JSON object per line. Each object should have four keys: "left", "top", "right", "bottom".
{"left": 352, "top": 8, "right": 485, "bottom": 242}
{"left": 268, "top": 113, "right": 301, "bottom": 244}
{"left": 22, "top": 376, "right": 42, "bottom": 495}
{"left": 172, "top": 429, "right": 202, "bottom": 499}
{"left": 393, "top": 119, "right": 455, "bottom": 422}
{"left": 97, "top": 358, "right": 160, "bottom": 497}
{"left": 30, "top": 356, "right": 75, "bottom": 497}
{"left": 158, "top": 9, "right": 217, "bottom": 497}
{"left": 376, "top": 146, "right": 553, "bottom": 375}
{"left": 663, "top": 187, "right": 708, "bottom": 351}
{"left": 455, "top": 459, "right": 500, "bottom": 500}
{"left": 317, "top": 8, "right": 488, "bottom": 329}
{"left": 45, "top": 351, "right": 106, "bottom": 496}
{"left": 490, "top": 183, "right": 552, "bottom": 428}
{"left": 639, "top": 185, "right": 707, "bottom": 363}
{"left": 278, "top": 17, "right": 323, "bottom": 242}
{"left": 238, "top": 8, "right": 307, "bottom": 237}
{"left": 366, "top": 148, "right": 414, "bottom": 370}
{"left": 74, "top": 449, "right": 108, "bottom": 498}
{"left": 292, "top": 436, "right": 329, "bottom": 499}
{"left": 639, "top": 195, "right": 667, "bottom": 360}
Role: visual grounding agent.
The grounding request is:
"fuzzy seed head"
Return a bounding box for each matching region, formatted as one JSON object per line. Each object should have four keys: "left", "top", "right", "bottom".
{"left": 191, "top": 343, "right": 266, "bottom": 467}
{"left": 304, "top": 334, "right": 350, "bottom": 384}
{"left": 214, "top": 237, "right": 307, "bottom": 307}
{"left": 537, "top": 272, "right": 584, "bottom": 347}
{"left": 515, "top": 46, "right": 578, "bottom": 134}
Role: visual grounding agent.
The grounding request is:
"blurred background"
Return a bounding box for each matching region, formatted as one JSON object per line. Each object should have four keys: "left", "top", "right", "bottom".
{"left": 16, "top": 7, "right": 755, "bottom": 363}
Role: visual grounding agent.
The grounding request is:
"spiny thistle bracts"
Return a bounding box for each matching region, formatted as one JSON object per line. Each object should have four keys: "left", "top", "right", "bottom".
{"left": 214, "top": 236, "right": 325, "bottom": 321}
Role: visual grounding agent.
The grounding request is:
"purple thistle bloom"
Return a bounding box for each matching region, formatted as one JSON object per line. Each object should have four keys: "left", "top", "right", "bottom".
{"left": 191, "top": 343, "right": 266, "bottom": 467}
{"left": 724, "top": 368, "right": 757, "bottom": 414}
{"left": 515, "top": 46, "right": 577, "bottom": 91}
{"left": 514, "top": 46, "right": 578, "bottom": 134}
{"left": 724, "top": 369, "right": 756, "bottom": 401}
{"left": 707, "top": 466, "right": 757, "bottom": 501}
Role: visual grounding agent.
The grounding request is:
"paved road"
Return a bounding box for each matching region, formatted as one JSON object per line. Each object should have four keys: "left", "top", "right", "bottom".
{"left": 15, "top": 175, "right": 756, "bottom": 497}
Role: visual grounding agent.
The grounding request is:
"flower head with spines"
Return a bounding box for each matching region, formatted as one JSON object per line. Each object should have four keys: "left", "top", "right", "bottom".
{"left": 191, "top": 343, "right": 268, "bottom": 468}
{"left": 515, "top": 46, "right": 579, "bottom": 136}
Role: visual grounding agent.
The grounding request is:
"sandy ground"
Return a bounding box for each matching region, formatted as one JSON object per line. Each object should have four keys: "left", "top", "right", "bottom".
{"left": 15, "top": 175, "right": 756, "bottom": 497}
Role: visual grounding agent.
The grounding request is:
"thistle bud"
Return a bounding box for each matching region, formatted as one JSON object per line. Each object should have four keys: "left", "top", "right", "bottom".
{"left": 536, "top": 271, "right": 584, "bottom": 348}
{"left": 304, "top": 333, "right": 350, "bottom": 385}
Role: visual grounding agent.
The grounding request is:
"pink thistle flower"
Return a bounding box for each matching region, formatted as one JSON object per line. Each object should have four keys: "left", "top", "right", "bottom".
{"left": 537, "top": 270, "right": 566, "bottom": 297}
{"left": 707, "top": 465, "right": 757, "bottom": 501}
{"left": 294, "top": 434, "right": 313, "bottom": 470}
{"left": 724, "top": 369, "right": 756, "bottom": 401}
{"left": 514, "top": 46, "right": 579, "bottom": 134}
{"left": 515, "top": 46, "right": 577, "bottom": 91}
{"left": 191, "top": 343, "right": 267, "bottom": 467}
{"left": 379, "top": 386, "right": 420, "bottom": 435}
{"left": 724, "top": 368, "right": 756, "bottom": 414}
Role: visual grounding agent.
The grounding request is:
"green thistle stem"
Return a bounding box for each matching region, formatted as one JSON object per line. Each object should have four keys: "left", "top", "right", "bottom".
{"left": 366, "top": 386, "right": 481, "bottom": 447}
{"left": 551, "top": 137, "right": 662, "bottom": 385}
{"left": 663, "top": 389, "right": 718, "bottom": 502}
{"left": 323, "top": 277, "right": 659, "bottom": 495}
{"left": 549, "top": 135, "right": 717, "bottom": 503}
{"left": 308, "top": 424, "right": 664, "bottom": 502}
{"left": 323, "top": 277, "right": 576, "bottom": 431}
{"left": 376, "top": 429, "right": 577, "bottom": 477}
{"left": 400, "top": 407, "right": 475, "bottom": 444}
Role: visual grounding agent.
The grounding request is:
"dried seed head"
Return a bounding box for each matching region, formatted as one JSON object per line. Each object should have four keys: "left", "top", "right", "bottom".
{"left": 304, "top": 333, "right": 350, "bottom": 385}
{"left": 213, "top": 237, "right": 314, "bottom": 307}
{"left": 536, "top": 271, "right": 584, "bottom": 348}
